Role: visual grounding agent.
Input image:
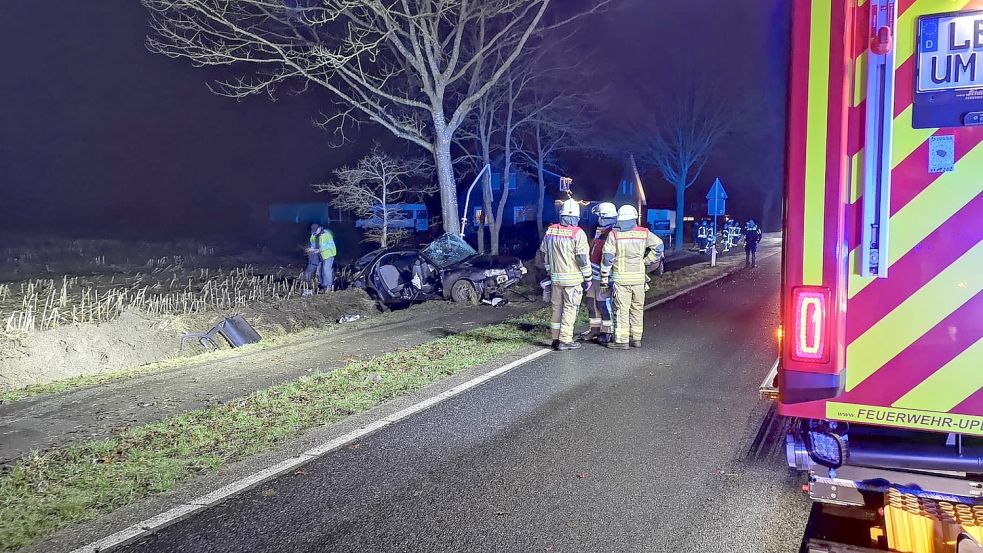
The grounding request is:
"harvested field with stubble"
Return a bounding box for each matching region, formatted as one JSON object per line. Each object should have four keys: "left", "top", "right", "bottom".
{"left": 0, "top": 238, "right": 376, "bottom": 392}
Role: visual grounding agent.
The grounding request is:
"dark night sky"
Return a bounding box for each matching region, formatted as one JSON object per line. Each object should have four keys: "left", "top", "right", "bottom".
{"left": 0, "top": 1, "right": 788, "bottom": 240}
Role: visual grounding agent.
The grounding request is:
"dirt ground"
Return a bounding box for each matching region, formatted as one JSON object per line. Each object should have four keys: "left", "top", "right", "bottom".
{"left": 0, "top": 290, "right": 378, "bottom": 391}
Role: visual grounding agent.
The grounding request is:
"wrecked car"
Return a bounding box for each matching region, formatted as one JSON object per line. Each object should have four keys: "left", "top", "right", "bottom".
{"left": 343, "top": 233, "right": 527, "bottom": 309}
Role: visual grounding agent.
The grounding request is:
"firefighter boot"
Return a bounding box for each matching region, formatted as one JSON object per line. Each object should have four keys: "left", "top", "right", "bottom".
{"left": 607, "top": 341, "right": 630, "bottom": 350}
{"left": 556, "top": 341, "right": 582, "bottom": 351}
{"left": 630, "top": 340, "right": 643, "bottom": 348}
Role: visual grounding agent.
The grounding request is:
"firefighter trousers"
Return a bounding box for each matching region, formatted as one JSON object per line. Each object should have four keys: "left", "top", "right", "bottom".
{"left": 551, "top": 285, "right": 584, "bottom": 343}
{"left": 585, "top": 287, "right": 613, "bottom": 334}
{"left": 613, "top": 283, "right": 646, "bottom": 344}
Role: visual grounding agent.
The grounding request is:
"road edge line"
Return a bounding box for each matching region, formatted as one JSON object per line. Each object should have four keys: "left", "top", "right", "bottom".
{"left": 67, "top": 347, "right": 552, "bottom": 553}
{"left": 68, "top": 252, "right": 778, "bottom": 553}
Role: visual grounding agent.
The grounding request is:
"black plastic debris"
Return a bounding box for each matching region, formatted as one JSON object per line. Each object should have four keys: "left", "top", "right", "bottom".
{"left": 179, "top": 315, "right": 262, "bottom": 353}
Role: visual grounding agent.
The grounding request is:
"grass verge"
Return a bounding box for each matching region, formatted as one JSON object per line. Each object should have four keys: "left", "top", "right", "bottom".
{"left": 0, "top": 310, "right": 552, "bottom": 551}
{"left": 0, "top": 254, "right": 753, "bottom": 551}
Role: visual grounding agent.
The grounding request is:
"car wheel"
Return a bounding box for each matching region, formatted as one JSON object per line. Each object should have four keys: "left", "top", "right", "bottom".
{"left": 450, "top": 279, "right": 479, "bottom": 305}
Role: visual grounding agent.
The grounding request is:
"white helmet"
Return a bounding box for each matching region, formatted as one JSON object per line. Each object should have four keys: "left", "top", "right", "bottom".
{"left": 560, "top": 199, "right": 581, "bottom": 217}
{"left": 592, "top": 202, "right": 617, "bottom": 219}
{"left": 617, "top": 205, "right": 639, "bottom": 222}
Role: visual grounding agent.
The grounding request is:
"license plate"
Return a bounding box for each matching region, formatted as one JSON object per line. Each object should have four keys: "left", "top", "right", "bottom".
{"left": 917, "top": 11, "right": 983, "bottom": 92}
{"left": 496, "top": 275, "right": 508, "bottom": 284}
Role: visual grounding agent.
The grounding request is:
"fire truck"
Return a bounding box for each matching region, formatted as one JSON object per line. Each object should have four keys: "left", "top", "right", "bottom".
{"left": 762, "top": 1, "right": 983, "bottom": 551}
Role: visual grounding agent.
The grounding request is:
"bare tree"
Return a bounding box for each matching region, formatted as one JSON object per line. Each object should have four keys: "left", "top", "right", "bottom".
{"left": 144, "top": 0, "right": 609, "bottom": 234}
{"left": 456, "top": 48, "right": 587, "bottom": 252}
{"left": 454, "top": 63, "right": 524, "bottom": 255}
{"left": 630, "top": 78, "right": 732, "bottom": 252}
{"left": 517, "top": 79, "right": 591, "bottom": 234}
{"left": 315, "top": 147, "right": 435, "bottom": 248}
{"left": 455, "top": 83, "right": 502, "bottom": 253}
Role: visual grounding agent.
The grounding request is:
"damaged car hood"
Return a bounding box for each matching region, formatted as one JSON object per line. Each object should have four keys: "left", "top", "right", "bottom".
{"left": 451, "top": 254, "right": 521, "bottom": 270}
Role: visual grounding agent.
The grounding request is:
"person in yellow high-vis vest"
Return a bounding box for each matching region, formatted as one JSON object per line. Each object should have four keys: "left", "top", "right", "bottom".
{"left": 538, "top": 199, "right": 592, "bottom": 351}
{"left": 304, "top": 223, "right": 337, "bottom": 292}
{"left": 600, "top": 205, "right": 664, "bottom": 349}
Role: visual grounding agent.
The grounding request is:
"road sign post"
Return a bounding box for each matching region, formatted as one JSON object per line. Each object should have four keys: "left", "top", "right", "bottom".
{"left": 706, "top": 179, "right": 729, "bottom": 267}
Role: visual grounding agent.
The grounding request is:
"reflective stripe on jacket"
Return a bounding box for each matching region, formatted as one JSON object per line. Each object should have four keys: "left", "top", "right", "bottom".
{"left": 600, "top": 226, "right": 664, "bottom": 285}
{"left": 589, "top": 227, "right": 613, "bottom": 283}
{"left": 311, "top": 230, "right": 337, "bottom": 259}
{"left": 539, "top": 224, "right": 591, "bottom": 286}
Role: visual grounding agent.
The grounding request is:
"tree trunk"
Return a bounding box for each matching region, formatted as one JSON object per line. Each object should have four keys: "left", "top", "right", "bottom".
{"left": 476, "top": 219, "right": 485, "bottom": 253}
{"left": 381, "top": 207, "right": 389, "bottom": 248}
{"left": 480, "top": 153, "right": 494, "bottom": 255}
{"left": 536, "top": 164, "right": 546, "bottom": 236}
{"left": 674, "top": 183, "right": 686, "bottom": 253}
{"left": 535, "top": 123, "right": 546, "bottom": 236}
{"left": 381, "top": 181, "right": 388, "bottom": 248}
{"left": 491, "top": 138, "right": 514, "bottom": 256}
{"left": 433, "top": 128, "right": 460, "bottom": 235}
{"left": 490, "top": 220, "right": 501, "bottom": 255}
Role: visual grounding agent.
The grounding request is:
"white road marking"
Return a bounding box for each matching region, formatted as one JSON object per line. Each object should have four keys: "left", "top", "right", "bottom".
{"left": 68, "top": 253, "right": 777, "bottom": 553}
{"left": 68, "top": 348, "right": 552, "bottom": 553}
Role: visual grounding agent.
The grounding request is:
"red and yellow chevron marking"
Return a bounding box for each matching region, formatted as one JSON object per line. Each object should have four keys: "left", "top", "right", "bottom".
{"left": 781, "top": 0, "right": 983, "bottom": 429}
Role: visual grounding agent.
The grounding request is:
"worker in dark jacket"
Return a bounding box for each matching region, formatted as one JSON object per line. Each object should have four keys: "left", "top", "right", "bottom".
{"left": 745, "top": 220, "right": 763, "bottom": 268}
{"left": 583, "top": 202, "right": 618, "bottom": 345}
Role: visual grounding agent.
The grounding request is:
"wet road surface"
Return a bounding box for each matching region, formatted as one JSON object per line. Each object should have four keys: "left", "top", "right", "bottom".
{"left": 125, "top": 252, "right": 812, "bottom": 553}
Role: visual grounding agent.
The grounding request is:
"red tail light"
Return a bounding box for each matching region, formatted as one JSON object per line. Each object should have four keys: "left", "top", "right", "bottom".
{"left": 790, "top": 287, "right": 831, "bottom": 363}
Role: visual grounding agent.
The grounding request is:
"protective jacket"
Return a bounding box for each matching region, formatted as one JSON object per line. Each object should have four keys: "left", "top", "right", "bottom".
{"left": 744, "top": 225, "right": 762, "bottom": 246}
{"left": 310, "top": 230, "right": 337, "bottom": 260}
{"left": 539, "top": 224, "right": 591, "bottom": 286}
{"left": 600, "top": 226, "right": 664, "bottom": 286}
{"left": 589, "top": 227, "right": 613, "bottom": 283}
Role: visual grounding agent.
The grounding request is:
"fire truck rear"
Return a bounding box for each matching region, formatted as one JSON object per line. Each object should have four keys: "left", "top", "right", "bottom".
{"left": 765, "top": 1, "right": 983, "bottom": 551}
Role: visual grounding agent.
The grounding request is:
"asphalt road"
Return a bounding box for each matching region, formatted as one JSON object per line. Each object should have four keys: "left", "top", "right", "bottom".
{"left": 124, "top": 252, "right": 813, "bottom": 553}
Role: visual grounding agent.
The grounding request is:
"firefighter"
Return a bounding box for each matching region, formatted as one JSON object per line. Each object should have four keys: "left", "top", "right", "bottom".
{"left": 305, "top": 223, "right": 337, "bottom": 292}
{"left": 731, "top": 219, "right": 743, "bottom": 247}
{"left": 600, "top": 205, "right": 664, "bottom": 350}
{"left": 696, "top": 219, "right": 709, "bottom": 252}
{"left": 581, "top": 202, "right": 618, "bottom": 345}
{"left": 722, "top": 219, "right": 734, "bottom": 252}
{"left": 745, "top": 219, "right": 763, "bottom": 268}
{"left": 538, "top": 199, "right": 592, "bottom": 351}
{"left": 704, "top": 221, "right": 717, "bottom": 255}
{"left": 725, "top": 219, "right": 741, "bottom": 251}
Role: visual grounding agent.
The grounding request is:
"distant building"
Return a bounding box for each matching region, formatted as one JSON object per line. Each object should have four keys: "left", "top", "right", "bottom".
{"left": 646, "top": 209, "right": 676, "bottom": 247}
{"left": 459, "top": 165, "right": 563, "bottom": 227}
{"left": 611, "top": 155, "right": 647, "bottom": 222}
{"left": 355, "top": 203, "right": 429, "bottom": 232}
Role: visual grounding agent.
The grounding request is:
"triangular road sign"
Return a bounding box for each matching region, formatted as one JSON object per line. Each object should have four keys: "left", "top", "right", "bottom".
{"left": 706, "top": 178, "right": 728, "bottom": 200}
